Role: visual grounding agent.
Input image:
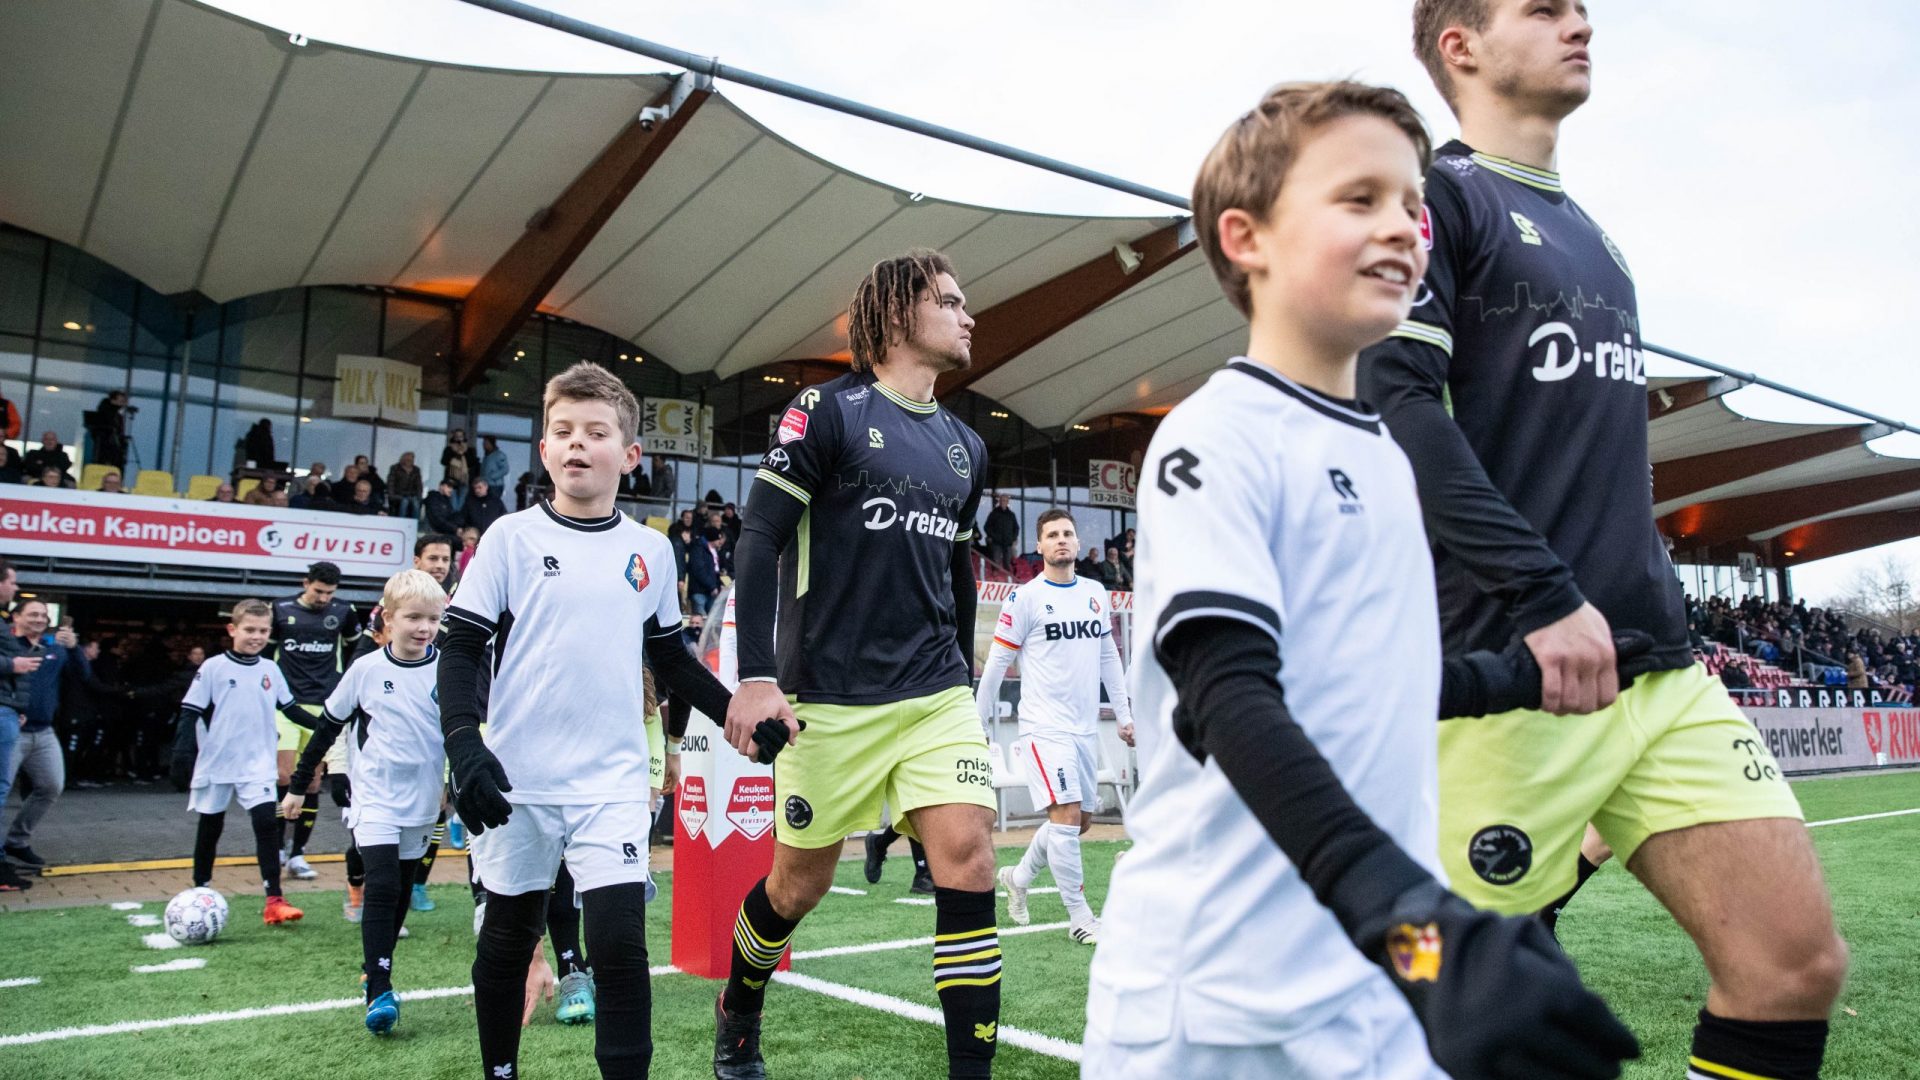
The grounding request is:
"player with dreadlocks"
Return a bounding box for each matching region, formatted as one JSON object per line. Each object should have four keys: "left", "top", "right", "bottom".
{"left": 714, "top": 249, "right": 997, "bottom": 1079}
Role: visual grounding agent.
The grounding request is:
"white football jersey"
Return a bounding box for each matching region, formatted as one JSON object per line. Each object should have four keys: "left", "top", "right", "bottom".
{"left": 1089, "top": 359, "right": 1444, "bottom": 1045}
{"left": 446, "top": 503, "right": 684, "bottom": 805}
{"left": 324, "top": 645, "right": 444, "bottom": 828}
{"left": 182, "top": 651, "right": 294, "bottom": 788}
{"left": 989, "top": 575, "right": 1129, "bottom": 737}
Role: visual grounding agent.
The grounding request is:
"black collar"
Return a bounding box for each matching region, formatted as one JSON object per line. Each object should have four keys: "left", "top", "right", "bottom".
{"left": 539, "top": 499, "right": 623, "bottom": 533}
{"left": 224, "top": 650, "right": 262, "bottom": 665}
{"left": 1225, "top": 360, "right": 1381, "bottom": 434}
{"left": 384, "top": 644, "right": 436, "bottom": 668}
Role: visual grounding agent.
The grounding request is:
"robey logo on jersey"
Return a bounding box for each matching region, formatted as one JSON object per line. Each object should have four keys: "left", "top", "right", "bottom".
{"left": 861, "top": 496, "right": 958, "bottom": 539}
{"left": 1527, "top": 323, "right": 1646, "bottom": 385}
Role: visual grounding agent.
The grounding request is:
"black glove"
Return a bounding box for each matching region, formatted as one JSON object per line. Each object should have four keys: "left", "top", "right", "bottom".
{"left": 1356, "top": 878, "right": 1639, "bottom": 1079}
{"left": 751, "top": 717, "right": 805, "bottom": 765}
{"left": 445, "top": 726, "right": 513, "bottom": 834}
{"left": 1441, "top": 630, "right": 1658, "bottom": 719}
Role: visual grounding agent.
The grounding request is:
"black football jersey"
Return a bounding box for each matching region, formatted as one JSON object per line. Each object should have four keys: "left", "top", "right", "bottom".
{"left": 1360, "top": 141, "right": 1689, "bottom": 669}
{"left": 270, "top": 595, "right": 363, "bottom": 703}
{"left": 742, "top": 372, "right": 987, "bottom": 705}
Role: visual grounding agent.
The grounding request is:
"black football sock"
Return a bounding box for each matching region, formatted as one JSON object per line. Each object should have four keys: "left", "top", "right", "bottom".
{"left": 275, "top": 784, "right": 291, "bottom": 849}
{"left": 345, "top": 842, "right": 366, "bottom": 889}
{"left": 473, "top": 889, "right": 548, "bottom": 1079}
{"left": 910, "top": 838, "right": 930, "bottom": 877}
{"left": 417, "top": 810, "right": 446, "bottom": 884}
{"left": 933, "top": 887, "right": 1000, "bottom": 1079}
{"left": 1691, "top": 1008, "right": 1828, "bottom": 1080}
{"left": 393, "top": 857, "right": 421, "bottom": 935}
{"left": 582, "top": 882, "right": 653, "bottom": 1077}
{"left": 247, "top": 801, "right": 284, "bottom": 898}
{"left": 290, "top": 791, "right": 320, "bottom": 856}
{"left": 876, "top": 823, "right": 901, "bottom": 849}
{"left": 359, "top": 844, "right": 403, "bottom": 999}
{"left": 548, "top": 860, "right": 587, "bottom": 976}
{"left": 722, "top": 878, "right": 799, "bottom": 1016}
{"left": 192, "top": 812, "right": 224, "bottom": 887}
{"left": 1538, "top": 852, "right": 1601, "bottom": 936}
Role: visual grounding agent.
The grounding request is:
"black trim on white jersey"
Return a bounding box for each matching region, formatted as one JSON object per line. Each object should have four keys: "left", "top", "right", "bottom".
{"left": 382, "top": 645, "right": 436, "bottom": 668}
{"left": 538, "top": 499, "right": 624, "bottom": 533}
{"left": 1226, "top": 360, "right": 1381, "bottom": 435}
{"left": 224, "top": 650, "right": 262, "bottom": 665}
{"left": 443, "top": 607, "right": 497, "bottom": 635}
{"left": 1153, "top": 590, "right": 1283, "bottom": 659}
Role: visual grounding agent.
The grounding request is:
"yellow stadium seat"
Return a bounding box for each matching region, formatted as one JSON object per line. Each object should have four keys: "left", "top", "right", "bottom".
{"left": 79, "top": 463, "right": 113, "bottom": 491}
{"left": 133, "top": 470, "right": 176, "bottom": 498}
{"left": 645, "top": 515, "right": 670, "bottom": 534}
{"left": 237, "top": 478, "right": 260, "bottom": 502}
{"left": 185, "top": 475, "right": 222, "bottom": 501}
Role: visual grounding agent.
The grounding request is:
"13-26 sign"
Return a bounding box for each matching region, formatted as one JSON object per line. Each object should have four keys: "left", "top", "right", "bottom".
{"left": 1089, "top": 459, "right": 1137, "bottom": 508}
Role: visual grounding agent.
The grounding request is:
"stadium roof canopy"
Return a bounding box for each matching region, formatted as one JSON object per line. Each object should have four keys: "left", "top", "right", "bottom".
{"left": 3, "top": 0, "right": 1917, "bottom": 566}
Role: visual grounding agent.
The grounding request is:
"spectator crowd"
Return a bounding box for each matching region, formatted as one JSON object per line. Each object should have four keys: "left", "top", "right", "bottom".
{"left": 1689, "top": 594, "right": 1920, "bottom": 700}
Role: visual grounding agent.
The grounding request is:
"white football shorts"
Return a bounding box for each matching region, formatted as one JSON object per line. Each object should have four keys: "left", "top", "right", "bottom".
{"left": 468, "top": 800, "right": 653, "bottom": 895}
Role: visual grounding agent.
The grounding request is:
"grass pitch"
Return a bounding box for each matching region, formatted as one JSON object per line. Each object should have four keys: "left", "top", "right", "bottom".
{"left": 0, "top": 771, "right": 1914, "bottom": 1078}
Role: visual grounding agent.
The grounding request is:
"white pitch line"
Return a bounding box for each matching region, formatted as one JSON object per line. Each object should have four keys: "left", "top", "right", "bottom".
{"left": 107, "top": 902, "right": 142, "bottom": 911}
{"left": 139, "top": 934, "right": 181, "bottom": 951}
{"left": 792, "top": 921, "right": 1071, "bottom": 962}
{"left": 892, "top": 897, "right": 935, "bottom": 906}
{"left": 0, "top": 977, "right": 40, "bottom": 989}
{"left": 772, "top": 970, "right": 1080, "bottom": 1062}
{"left": 132, "top": 959, "right": 206, "bottom": 974}
{"left": 1807, "top": 807, "right": 1920, "bottom": 828}
{"left": 827, "top": 886, "right": 867, "bottom": 896}
{"left": 125, "top": 914, "right": 161, "bottom": 928}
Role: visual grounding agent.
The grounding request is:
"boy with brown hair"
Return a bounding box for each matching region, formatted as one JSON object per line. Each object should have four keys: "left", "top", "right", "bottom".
{"left": 173, "top": 598, "right": 305, "bottom": 927}
{"left": 1086, "top": 81, "right": 1636, "bottom": 1080}
{"left": 1363, "top": 5, "right": 1846, "bottom": 1079}
{"left": 439, "top": 361, "right": 734, "bottom": 1078}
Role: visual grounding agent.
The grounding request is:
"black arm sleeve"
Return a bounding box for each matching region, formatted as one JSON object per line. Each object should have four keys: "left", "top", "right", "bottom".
{"left": 288, "top": 711, "right": 349, "bottom": 790}
{"left": 1161, "top": 617, "right": 1431, "bottom": 939}
{"left": 732, "top": 478, "right": 807, "bottom": 682}
{"left": 951, "top": 540, "right": 977, "bottom": 673}
{"left": 646, "top": 616, "right": 730, "bottom": 736}
{"left": 1365, "top": 382, "right": 1586, "bottom": 637}
{"left": 170, "top": 705, "right": 205, "bottom": 792}
{"left": 665, "top": 696, "right": 691, "bottom": 744}
{"left": 279, "top": 703, "right": 318, "bottom": 730}
{"left": 438, "top": 617, "right": 490, "bottom": 737}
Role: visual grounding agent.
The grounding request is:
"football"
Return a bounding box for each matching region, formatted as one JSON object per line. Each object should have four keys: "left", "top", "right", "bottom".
{"left": 164, "top": 887, "right": 229, "bottom": 945}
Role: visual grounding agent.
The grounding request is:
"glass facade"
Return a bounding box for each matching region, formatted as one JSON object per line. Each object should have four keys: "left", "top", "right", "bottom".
{"left": 0, "top": 223, "right": 1135, "bottom": 555}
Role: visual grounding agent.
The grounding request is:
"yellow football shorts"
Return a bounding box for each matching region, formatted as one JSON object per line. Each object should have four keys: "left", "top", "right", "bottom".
{"left": 775, "top": 685, "right": 995, "bottom": 849}
{"left": 276, "top": 703, "right": 322, "bottom": 754}
{"left": 646, "top": 707, "right": 666, "bottom": 792}
{"left": 1439, "top": 662, "right": 1803, "bottom": 914}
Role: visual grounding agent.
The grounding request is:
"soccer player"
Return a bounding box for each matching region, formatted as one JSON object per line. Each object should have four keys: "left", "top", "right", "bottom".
{"left": 1360, "top": 6, "right": 1848, "bottom": 1077}
{"left": 438, "top": 362, "right": 733, "bottom": 1079}
{"left": 270, "top": 560, "right": 364, "bottom": 880}
{"left": 352, "top": 533, "right": 460, "bottom": 913}
{"left": 280, "top": 569, "right": 445, "bottom": 1035}
{"left": 974, "top": 507, "right": 1130, "bottom": 943}
{"left": 715, "top": 250, "right": 995, "bottom": 1080}
{"left": 1086, "top": 81, "right": 1638, "bottom": 1080}
{"left": 172, "top": 599, "right": 304, "bottom": 927}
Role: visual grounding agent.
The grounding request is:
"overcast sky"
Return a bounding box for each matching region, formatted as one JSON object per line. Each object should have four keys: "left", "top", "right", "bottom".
{"left": 209, "top": 0, "right": 1920, "bottom": 604}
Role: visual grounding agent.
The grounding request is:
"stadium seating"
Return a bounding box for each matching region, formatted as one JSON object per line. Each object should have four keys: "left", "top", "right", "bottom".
{"left": 132, "top": 470, "right": 176, "bottom": 498}
{"left": 79, "top": 463, "right": 114, "bottom": 490}
{"left": 236, "top": 478, "right": 259, "bottom": 502}
{"left": 645, "top": 515, "right": 670, "bottom": 533}
{"left": 184, "top": 474, "right": 222, "bottom": 501}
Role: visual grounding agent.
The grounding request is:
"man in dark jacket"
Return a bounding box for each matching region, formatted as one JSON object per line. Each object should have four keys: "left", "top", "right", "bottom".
{"left": 424, "top": 479, "right": 461, "bottom": 534}
{"left": 0, "top": 566, "right": 43, "bottom": 890}
{"left": 21, "top": 433, "right": 70, "bottom": 478}
{"left": 461, "top": 478, "right": 508, "bottom": 534}
{"left": 5, "top": 603, "right": 109, "bottom": 871}
{"left": 984, "top": 494, "right": 1019, "bottom": 568}
{"left": 685, "top": 527, "right": 724, "bottom": 617}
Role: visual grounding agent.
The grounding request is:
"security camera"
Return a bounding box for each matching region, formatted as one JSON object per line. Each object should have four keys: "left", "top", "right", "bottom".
{"left": 1113, "top": 243, "right": 1144, "bottom": 275}
{"left": 638, "top": 105, "right": 670, "bottom": 131}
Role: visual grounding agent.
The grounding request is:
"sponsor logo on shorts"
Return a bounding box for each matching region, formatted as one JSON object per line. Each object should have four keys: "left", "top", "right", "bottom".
{"left": 1468, "top": 824, "right": 1532, "bottom": 885}
{"left": 784, "top": 795, "right": 814, "bottom": 829}
{"left": 1386, "top": 922, "right": 1442, "bottom": 983}
{"left": 1055, "top": 766, "right": 1068, "bottom": 792}
{"left": 955, "top": 756, "right": 994, "bottom": 788}
{"left": 1731, "top": 737, "right": 1781, "bottom": 783}
{"left": 621, "top": 841, "right": 640, "bottom": 865}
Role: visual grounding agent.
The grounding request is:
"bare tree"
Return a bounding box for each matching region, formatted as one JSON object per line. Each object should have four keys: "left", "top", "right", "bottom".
{"left": 1836, "top": 556, "right": 1918, "bottom": 633}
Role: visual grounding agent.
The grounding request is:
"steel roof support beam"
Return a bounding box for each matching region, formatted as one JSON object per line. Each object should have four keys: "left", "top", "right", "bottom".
{"left": 1662, "top": 467, "right": 1920, "bottom": 550}
{"left": 1652, "top": 424, "right": 1890, "bottom": 506}
{"left": 934, "top": 222, "right": 1195, "bottom": 401}
{"left": 453, "top": 77, "right": 708, "bottom": 390}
